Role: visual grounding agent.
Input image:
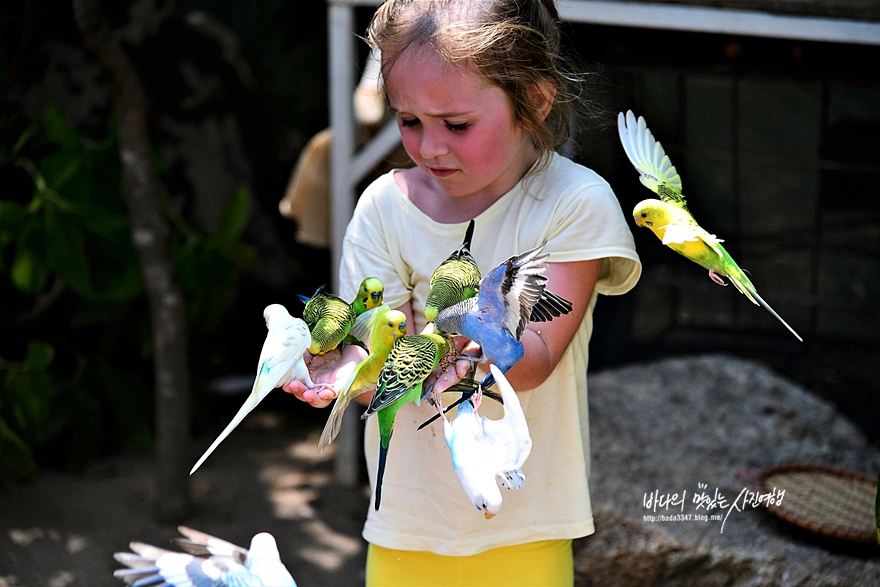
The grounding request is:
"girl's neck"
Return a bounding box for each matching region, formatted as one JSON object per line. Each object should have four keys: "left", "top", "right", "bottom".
{"left": 397, "top": 149, "right": 541, "bottom": 224}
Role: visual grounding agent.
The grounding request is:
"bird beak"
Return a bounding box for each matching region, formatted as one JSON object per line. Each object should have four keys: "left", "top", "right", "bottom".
{"left": 633, "top": 215, "right": 642, "bottom": 227}
{"left": 484, "top": 511, "right": 495, "bottom": 520}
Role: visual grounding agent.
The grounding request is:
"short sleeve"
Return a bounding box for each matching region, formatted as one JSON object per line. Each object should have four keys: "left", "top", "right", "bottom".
{"left": 542, "top": 181, "right": 641, "bottom": 296}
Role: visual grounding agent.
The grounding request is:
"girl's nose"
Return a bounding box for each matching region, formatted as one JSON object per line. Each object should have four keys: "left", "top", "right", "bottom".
{"left": 419, "top": 125, "right": 448, "bottom": 160}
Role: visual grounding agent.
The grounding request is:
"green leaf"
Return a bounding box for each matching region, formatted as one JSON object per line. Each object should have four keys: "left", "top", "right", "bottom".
{"left": 217, "top": 186, "right": 251, "bottom": 239}
{"left": 44, "top": 204, "right": 92, "bottom": 296}
{"left": 0, "top": 200, "right": 25, "bottom": 231}
{"left": 42, "top": 104, "right": 80, "bottom": 154}
{"left": 10, "top": 247, "right": 47, "bottom": 293}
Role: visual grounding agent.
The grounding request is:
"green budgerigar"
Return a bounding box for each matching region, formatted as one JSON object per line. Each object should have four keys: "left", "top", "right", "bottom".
{"left": 351, "top": 277, "right": 385, "bottom": 316}
{"left": 618, "top": 110, "right": 802, "bottom": 341}
{"left": 361, "top": 332, "right": 451, "bottom": 510}
{"left": 424, "top": 219, "right": 481, "bottom": 323}
{"left": 315, "top": 306, "right": 408, "bottom": 454}
{"left": 298, "top": 277, "right": 385, "bottom": 354}
{"left": 298, "top": 287, "right": 358, "bottom": 355}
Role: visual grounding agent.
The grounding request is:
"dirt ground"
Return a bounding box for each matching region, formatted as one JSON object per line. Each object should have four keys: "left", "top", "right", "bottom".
{"left": 0, "top": 404, "right": 371, "bottom": 587}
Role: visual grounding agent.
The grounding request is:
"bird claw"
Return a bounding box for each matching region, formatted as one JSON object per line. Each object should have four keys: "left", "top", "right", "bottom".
{"left": 709, "top": 269, "right": 728, "bottom": 286}
{"left": 472, "top": 386, "right": 483, "bottom": 411}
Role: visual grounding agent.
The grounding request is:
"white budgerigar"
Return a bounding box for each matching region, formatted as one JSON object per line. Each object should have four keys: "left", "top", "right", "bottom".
{"left": 113, "top": 526, "right": 297, "bottom": 587}
{"left": 442, "top": 364, "right": 532, "bottom": 519}
{"left": 190, "top": 304, "right": 332, "bottom": 474}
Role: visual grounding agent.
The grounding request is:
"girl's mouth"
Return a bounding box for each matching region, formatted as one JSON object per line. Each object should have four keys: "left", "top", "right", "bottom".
{"left": 429, "top": 167, "right": 457, "bottom": 178}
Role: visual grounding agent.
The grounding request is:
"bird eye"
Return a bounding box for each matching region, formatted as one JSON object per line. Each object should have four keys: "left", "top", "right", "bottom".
{"left": 640, "top": 212, "right": 647, "bottom": 218}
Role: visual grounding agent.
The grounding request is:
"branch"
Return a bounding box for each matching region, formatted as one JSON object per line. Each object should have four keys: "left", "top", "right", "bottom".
{"left": 73, "top": 0, "right": 190, "bottom": 522}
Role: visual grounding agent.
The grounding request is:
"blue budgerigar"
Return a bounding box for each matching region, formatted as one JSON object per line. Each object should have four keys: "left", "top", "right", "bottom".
{"left": 113, "top": 526, "right": 297, "bottom": 587}
{"left": 433, "top": 242, "right": 562, "bottom": 400}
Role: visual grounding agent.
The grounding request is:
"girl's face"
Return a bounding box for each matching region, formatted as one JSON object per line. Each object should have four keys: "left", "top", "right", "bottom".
{"left": 384, "top": 47, "right": 538, "bottom": 203}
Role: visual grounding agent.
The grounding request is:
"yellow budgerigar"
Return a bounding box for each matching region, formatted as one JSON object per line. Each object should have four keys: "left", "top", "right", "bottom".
{"left": 618, "top": 110, "right": 802, "bottom": 341}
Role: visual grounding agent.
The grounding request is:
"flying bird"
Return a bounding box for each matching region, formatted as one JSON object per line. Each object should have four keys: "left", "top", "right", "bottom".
{"left": 618, "top": 110, "right": 802, "bottom": 341}
{"left": 361, "top": 332, "right": 452, "bottom": 510}
{"left": 113, "top": 526, "right": 297, "bottom": 587}
{"left": 442, "top": 365, "right": 532, "bottom": 519}
{"left": 190, "top": 305, "right": 333, "bottom": 474}
{"left": 316, "top": 306, "right": 408, "bottom": 454}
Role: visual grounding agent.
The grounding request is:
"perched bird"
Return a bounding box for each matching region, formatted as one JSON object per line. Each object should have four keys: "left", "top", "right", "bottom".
{"left": 433, "top": 243, "right": 562, "bottom": 398}
{"left": 297, "top": 286, "right": 358, "bottom": 355}
{"left": 362, "top": 332, "right": 452, "bottom": 510}
{"left": 315, "top": 306, "right": 408, "bottom": 454}
{"left": 425, "top": 219, "right": 482, "bottom": 323}
{"left": 113, "top": 526, "right": 297, "bottom": 587}
{"left": 618, "top": 110, "right": 802, "bottom": 341}
{"left": 424, "top": 220, "right": 572, "bottom": 324}
{"left": 351, "top": 276, "right": 385, "bottom": 316}
{"left": 190, "top": 305, "right": 332, "bottom": 475}
{"left": 442, "top": 365, "right": 532, "bottom": 519}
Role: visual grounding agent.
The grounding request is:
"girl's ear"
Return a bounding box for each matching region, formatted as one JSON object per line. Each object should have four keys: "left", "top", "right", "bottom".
{"left": 529, "top": 79, "right": 557, "bottom": 124}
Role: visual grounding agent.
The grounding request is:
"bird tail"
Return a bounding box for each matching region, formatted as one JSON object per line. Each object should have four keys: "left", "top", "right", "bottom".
{"left": 190, "top": 392, "right": 261, "bottom": 475}
{"left": 375, "top": 437, "right": 390, "bottom": 511}
{"left": 748, "top": 288, "right": 803, "bottom": 342}
{"left": 315, "top": 375, "right": 356, "bottom": 454}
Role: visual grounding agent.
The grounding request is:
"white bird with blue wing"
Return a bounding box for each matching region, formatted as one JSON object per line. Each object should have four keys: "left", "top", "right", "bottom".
{"left": 113, "top": 526, "right": 297, "bottom": 587}
{"left": 190, "top": 304, "right": 333, "bottom": 475}
{"left": 442, "top": 365, "right": 532, "bottom": 519}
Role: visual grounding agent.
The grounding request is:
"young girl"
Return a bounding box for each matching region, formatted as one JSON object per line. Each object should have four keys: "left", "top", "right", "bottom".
{"left": 286, "top": 1, "right": 641, "bottom": 584}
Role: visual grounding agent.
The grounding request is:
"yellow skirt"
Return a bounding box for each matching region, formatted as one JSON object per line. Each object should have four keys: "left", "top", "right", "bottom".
{"left": 366, "top": 540, "right": 574, "bottom": 587}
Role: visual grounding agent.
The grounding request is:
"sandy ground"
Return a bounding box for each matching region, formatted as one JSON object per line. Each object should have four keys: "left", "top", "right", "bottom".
{"left": 0, "top": 405, "right": 370, "bottom": 587}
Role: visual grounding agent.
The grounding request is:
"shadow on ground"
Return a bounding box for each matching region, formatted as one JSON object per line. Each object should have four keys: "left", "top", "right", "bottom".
{"left": 0, "top": 407, "right": 369, "bottom": 587}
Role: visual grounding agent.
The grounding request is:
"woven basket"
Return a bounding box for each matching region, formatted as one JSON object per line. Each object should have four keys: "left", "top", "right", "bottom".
{"left": 754, "top": 463, "right": 877, "bottom": 543}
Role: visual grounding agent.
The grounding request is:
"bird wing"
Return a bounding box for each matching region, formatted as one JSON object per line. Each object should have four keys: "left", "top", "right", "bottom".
{"left": 618, "top": 110, "right": 688, "bottom": 212}
{"left": 529, "top": 289, "right": 573, "bottom": 322}
{"left": 174, "top": 526, "right": 250, "bottom": 563}
{"left": 365, "top": 336, "right": 438, "bottom": 415}
{"left": 661, "top": 218, "right": 725, "bottom": 259}
{"left": 425, "top": 219, "right": 482, "bottom": 319}
{"left": 480, "top": 366, "right": 531, "bottom": 474}
{"left": 478, "top": 244, "right": 549, "bottom": 340}
{"left": 114, "top": 530, "right": 252, "bottom": 587}
{"left": 348, "top": 304, "right": 391, "bottom": 351}
{"left": 257, "top": 316, "right": 311, "bottom": 389}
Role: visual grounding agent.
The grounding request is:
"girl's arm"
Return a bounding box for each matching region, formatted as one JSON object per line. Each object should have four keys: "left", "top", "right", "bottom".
{"left": 495, "top": 258, "right": 601, "bottom": 391}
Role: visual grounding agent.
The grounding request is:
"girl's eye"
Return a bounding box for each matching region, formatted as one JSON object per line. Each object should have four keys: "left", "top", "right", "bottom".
{"left": 445, "top": 121, "right": 470, "bottom": 132}
{"left": 400, "top": 118, "right": 419, "bottom": 128}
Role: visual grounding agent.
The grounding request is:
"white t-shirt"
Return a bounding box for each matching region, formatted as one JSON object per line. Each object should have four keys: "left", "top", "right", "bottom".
{"left": 338, "top": 152, "right": 641, "bottom": 556}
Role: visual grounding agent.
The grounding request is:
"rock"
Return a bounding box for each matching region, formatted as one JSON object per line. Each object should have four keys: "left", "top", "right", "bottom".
{"left": 576, "top": 354, "right": 880, "bottom": 587}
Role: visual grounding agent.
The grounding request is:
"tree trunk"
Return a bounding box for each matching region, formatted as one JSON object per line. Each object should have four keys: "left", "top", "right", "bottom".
{"left": 73, "top": 0, "right": 190, "bottom": 522}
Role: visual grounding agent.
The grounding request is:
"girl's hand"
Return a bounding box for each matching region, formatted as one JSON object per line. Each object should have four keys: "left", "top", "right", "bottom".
{"left": 282, "top": 344, "right": 367, "bottom": 408}
{"left": 426, "top": 335, "right": 481, "bottom": 396}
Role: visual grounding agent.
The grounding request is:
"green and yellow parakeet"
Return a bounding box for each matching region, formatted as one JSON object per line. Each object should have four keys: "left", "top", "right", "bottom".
{"left": 351, "top": 277, "right": 385, "bottom": 316}
{"left": 361, "top": 332, "right": 451, "bottom": 510}
{"left": 618, "top": 110, "right": 802, "bottom": 341}
{"left": 424, "top": 219, "right": 481, "bottom": 323}
{"left": 297, "top": 287, "right": 358, "bottom": 355}
{"left": 315, "top": 306, "right": 408, "bottom": 454}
